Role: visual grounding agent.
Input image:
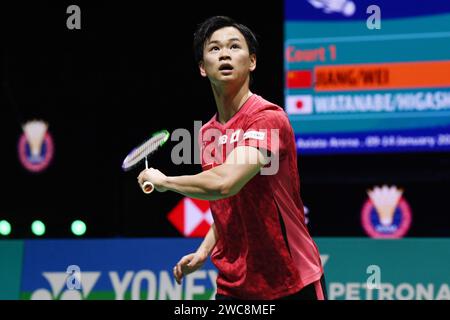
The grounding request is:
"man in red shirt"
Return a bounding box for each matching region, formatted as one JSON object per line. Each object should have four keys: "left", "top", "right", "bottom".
{"left": 138, "top": 16, "right": 325, "bottom": 300}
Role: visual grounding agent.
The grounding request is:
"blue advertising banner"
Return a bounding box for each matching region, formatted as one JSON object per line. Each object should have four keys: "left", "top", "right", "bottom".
{"left": 21, "top": 238, "right": 216, "bottom": 300}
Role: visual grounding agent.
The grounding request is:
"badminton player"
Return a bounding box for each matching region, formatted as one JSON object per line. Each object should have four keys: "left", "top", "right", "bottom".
{"left": 138, "top": 16, "right": 326, "bottom": 300}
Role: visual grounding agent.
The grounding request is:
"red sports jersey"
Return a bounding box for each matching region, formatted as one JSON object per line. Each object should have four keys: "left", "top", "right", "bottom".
{"left": 199, "top": 94, "right": 323, "bottom": 299}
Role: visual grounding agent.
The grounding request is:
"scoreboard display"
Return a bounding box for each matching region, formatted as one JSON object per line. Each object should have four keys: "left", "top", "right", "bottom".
{"left": 285, "top": 0, "right": 450, "bottom": 154}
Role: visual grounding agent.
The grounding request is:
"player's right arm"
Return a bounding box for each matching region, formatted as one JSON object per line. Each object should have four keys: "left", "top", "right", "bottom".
{"left": 173, "top": 223, "right": 218, "bottom": 284}
{"left": 138, "top": 145, "right": 269, "bottom": 200}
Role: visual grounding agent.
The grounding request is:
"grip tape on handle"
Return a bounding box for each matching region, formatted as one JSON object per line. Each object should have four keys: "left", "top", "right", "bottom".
{"left": 142, "top": 181, "right": 154, "bottom": 194}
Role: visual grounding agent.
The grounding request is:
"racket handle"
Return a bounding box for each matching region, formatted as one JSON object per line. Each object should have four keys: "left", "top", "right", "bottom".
{"left": 142, "top": 181, "right": 154, "bottom": 194}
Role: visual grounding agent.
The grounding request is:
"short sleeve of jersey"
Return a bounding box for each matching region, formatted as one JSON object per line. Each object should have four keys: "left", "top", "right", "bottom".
{"left": 237, "top": 109, "right": 289, "bottom": 159}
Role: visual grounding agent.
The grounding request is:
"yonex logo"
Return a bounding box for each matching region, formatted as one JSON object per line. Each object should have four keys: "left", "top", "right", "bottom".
{"left": 31, "top": 271, "right": 101, "bottom": 300}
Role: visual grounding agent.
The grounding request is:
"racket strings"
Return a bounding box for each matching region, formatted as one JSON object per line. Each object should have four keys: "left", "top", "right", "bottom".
{"left": 122, "top": 131, "right": 169, "bottom": 170}
{"left": 130, "top": 139, "right": 159, "bottom": 160}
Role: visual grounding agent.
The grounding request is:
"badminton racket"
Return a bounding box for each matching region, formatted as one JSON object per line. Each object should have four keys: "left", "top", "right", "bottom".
{"left": 122, "top": 129, "right": 170, "bottom": 194}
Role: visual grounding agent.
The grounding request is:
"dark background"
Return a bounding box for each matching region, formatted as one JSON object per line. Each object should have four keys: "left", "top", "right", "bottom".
{"left": 1, "top": 1, "right": 449, "bottom": 238}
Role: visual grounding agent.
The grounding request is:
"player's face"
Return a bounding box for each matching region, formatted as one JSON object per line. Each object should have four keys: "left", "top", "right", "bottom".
{"left": 200, "top": 27, "right": 256, "bottom": 85}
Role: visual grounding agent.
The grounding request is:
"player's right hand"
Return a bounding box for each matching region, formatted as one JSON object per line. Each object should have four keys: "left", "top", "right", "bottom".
{"left": 173, "top": 251, "right": 207, "bottom": 285}
{"left": 137, "top": 168, "right": 168, "bottom": 193}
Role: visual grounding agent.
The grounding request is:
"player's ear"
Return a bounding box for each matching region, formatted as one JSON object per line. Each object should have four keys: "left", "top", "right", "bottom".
{"left": 249, "top": 54, "right": 256, "bottom": 72}
{"left": 199, "top": 61, "right": 207, "bottom": 77}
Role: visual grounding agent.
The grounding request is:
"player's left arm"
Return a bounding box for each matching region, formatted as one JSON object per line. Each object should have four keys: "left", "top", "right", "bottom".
{"left": 137, "top": 146, "right": 269, "bottom": 200}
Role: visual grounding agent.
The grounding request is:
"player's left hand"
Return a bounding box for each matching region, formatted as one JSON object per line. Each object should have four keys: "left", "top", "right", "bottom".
{"left": 137, "top": 168, "right": 168, "bottom": 192}
{"left": 173, "top": 250, "right": 208, "bottom": 285}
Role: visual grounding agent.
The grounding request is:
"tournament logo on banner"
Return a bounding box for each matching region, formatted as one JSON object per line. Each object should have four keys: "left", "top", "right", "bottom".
{"left": 18, "top": 120, "right": 54, "bottom": 172}
{"left": 361, "top": 185, "right": 412, "bottom": 238}
{"left": 167, "top": 198, "right": 213, "bottom": 237}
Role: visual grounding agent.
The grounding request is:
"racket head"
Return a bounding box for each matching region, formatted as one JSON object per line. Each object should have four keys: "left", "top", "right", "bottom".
{"left": 121, "top": 129, "right": 170, "bottom": 171}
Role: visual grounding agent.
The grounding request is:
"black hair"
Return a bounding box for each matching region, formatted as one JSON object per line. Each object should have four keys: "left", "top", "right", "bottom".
{"left": 193, "top": 16, "right": 259, "bottom": 64}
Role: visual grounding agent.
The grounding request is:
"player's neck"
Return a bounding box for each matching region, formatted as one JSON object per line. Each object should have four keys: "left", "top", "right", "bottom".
{"left": 212, "top": 83, "right": 252, "bottom": 124}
